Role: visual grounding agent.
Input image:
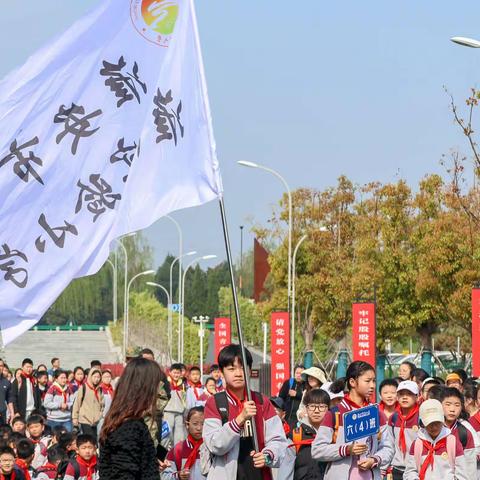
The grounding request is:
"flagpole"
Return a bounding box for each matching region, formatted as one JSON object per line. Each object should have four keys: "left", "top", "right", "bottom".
{"left": 219, "top": 196, "right": 259, "bottom": 452}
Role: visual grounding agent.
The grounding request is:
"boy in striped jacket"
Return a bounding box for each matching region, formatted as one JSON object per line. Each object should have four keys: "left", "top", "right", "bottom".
{"left": 202, "top": 344, "right": 287, "bottom": 480}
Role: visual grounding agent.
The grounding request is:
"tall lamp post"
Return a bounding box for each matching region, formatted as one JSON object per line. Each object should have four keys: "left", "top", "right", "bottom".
{"left": 116, "top": 232, "right": 136, "bottom": 361}
{"left": 125, "top": 269, "right": 155, "bottom": 357}
{"left": 291, "top": 234, "right": 307, "bottom": 373}
{"left": 451, "top": 37, "right": 480, "bottom": 48}
{"left": 147, "top": 282, "right": 171, "bottom": 362}
{"left": 106, "top": 259, "right": 117, "bottom": 325}
{"left": 238, "top": 161, "right": 292, "bottom": 312}
{"left": 170, "top": 251, "right": 197, "bottom": 359}
{"left": 165, "top": 215, "right": 183, "bottom": 359}
{"left": 192, "top": 315, "right": 209, "bottom": 380}
{"left": 180, "top": 255, "right": 217, "bottom": 362}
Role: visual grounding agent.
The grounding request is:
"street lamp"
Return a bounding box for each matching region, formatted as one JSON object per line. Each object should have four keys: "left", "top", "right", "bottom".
{"left": 192, "top": 315, "right": 209, "bottom": 380}
{"left": 238, "top": 160, "right": 292, "bottom": 313}
{"left": 147, "top": 282, "right": 171, "bottom": 361}
{"left": 116, "top": 232, "right": 136, "bottom": 361}
{"left": 170, "top": 250, "right": 197, "bottom": 359}
{"left": 164, "top": 215, "right": 183, "bottom": 358}
{"left": 125, "top": 269, "right": 155, "bottom": 356}
{"left": 291, "top": 234, "right": 308, "bottom": 375}
{"left": 180, "top": 255, "right": 217, "bottom": 362}
{"left": 451, "top": 36, "right": 480, "bottom": 48}
{"left": 106, "top": 259, "right": 117, "bottom": 325}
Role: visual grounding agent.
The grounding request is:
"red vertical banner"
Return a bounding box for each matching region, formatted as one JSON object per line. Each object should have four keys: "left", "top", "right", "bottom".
{"left": 214, "top": 317, "right": 231, "bottom": 363}
{"left": 271, "top": 311, "right": 290, "bottom": 396}
{"left": 352, "top": 303, "right": 376, "bottom": 370}
{"left": 472, "top": 289, "right": 480, "bottom": 377}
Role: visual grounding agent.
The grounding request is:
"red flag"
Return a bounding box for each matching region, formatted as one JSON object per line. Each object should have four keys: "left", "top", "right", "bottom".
{"left": 214, "top": 317, "right": 231, "bottom": 363}
{"left": 271, "top": 311, "right": 290, "bottom": 396}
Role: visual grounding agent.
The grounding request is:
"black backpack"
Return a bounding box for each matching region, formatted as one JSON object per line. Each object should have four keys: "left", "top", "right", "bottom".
{"left": 55, "top": 458, "right": 81, "bottom": 480}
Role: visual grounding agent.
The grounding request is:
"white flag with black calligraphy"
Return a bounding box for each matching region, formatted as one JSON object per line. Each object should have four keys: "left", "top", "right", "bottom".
{"left": 0, "top": 0, "right": 222, "bottom": 344}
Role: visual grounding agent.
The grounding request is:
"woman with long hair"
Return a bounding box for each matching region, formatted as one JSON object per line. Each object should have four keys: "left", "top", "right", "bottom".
{"left": 98, "top": 357, "right": 164, "bottom": 480}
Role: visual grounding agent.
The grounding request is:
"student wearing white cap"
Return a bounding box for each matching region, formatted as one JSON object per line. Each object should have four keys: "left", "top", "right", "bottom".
{"left": 296, "top": 367, "right": 327, "bottom": 426}
{"left": 388, "top": 380, "right": 420, "bottom": 479}
{"left": 403, "top": 399, "right": 468, "bottom": 480}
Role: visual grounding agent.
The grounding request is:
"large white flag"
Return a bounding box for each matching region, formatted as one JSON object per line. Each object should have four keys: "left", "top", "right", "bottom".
{"left": 0, "top": 0, "right": 222, "bottom": 344}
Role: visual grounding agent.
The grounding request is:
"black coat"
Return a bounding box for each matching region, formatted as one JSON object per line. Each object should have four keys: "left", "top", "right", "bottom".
{"left": 279, "top": 378, "right": 305, "bottom": 428}
{"left": 11, "top": 377, "right": 41, "bottom": 418}
{"left": 290, "top": 424, "right": 326, "bottom": 480}
{"left": 99, "top": 419, "right": 159, "bottom": 480}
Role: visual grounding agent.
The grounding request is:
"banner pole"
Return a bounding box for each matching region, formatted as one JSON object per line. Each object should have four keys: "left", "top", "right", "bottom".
{"left": 219, "top": 196, "right": 259, "bottom": 452}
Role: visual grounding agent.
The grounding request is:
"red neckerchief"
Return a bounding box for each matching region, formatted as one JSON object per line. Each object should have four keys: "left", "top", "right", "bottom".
{"left": 21, "top": 372, "right": 36, "bottom": 387}
{"left": 343, "top": 393, "right": 369, "bottom": 410}
{"left": 101, "top": 383, "right": 113, "bottom": 396}
{"left": 170, "top": 380, "right": 183, "bottom": 392}
{"left": 76, "top": 455, "right": 97, "bottom": 480}
{"left": 15, "top": 459, "right": 30, "bottom": 480}
{"left": 0, "top": 470, "right": 16, "bottom": 480}
{"left": 72, "top": 380, "right": 83, "bottom": 389}
{"left": 86, "top": 382, "right": 100, "bottom": 402}
{"left": 396, "top": 404, "right": 419, "bottom": 455}
{"left": 184, "top": 435, "right": 203, "bottom": 470}
{"left": 188, "top": 381, "right": 202, "bottom": 400}
{"left": 53, "top": 383, "right": 69, "bottom": 403}
{"left": 379, "top": 400, "right": 398, "bottom": 412}
{"left": 419, "top": 437, "right": 447, "bottom": 480}
{"left": 283, "top": 421, "right": 291, "bottom": 436}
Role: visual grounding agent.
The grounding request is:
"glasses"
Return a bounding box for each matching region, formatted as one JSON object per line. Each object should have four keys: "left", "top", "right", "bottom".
{"left": 306, "top": 404, "right": 328, "bottom": 412}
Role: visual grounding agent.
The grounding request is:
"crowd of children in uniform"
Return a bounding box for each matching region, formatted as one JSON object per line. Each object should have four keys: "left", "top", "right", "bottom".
{"left": 159, "top": 351, "right": 480, "bottom": 480}
{"left": 0, "top": 356, "right": 114, "bottom": 480}
{"left": 1, "top": 349, "right": 479, "bottom": 480}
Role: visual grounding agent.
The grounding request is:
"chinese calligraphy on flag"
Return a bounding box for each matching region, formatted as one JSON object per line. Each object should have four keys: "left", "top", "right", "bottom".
{"left": 214, "top": 317, "right": 231, "bottom": 362}
{"left": 352, "top": 303, "right": 376, "bottom": 369}
{"left": 270, "top": 311, "right": 290, "bottom": 396}
{"left": 0, "top": 0, "right": 222, "bottom": 344}
{"left": 472, "top": 289, "right": 480, "bottom": 376}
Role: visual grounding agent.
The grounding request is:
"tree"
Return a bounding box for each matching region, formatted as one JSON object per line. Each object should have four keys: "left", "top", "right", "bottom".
{"left": 153, "top": 254, "right": 178, "bottom": 307}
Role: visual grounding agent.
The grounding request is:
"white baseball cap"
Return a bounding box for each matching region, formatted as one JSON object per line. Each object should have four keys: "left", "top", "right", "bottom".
{"left": 396, "top": 380, "right": 419, "bottom": 396}
{"left": 419, "top": 399, "right": 445, "bottom": 426}
{"left": 321, "top": 382, "right": 344, "bottom": 400}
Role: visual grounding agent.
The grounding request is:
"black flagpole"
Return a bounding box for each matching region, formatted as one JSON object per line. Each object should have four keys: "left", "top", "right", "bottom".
{"left": 219, "top": 196, "right": 259, "bottom": 452}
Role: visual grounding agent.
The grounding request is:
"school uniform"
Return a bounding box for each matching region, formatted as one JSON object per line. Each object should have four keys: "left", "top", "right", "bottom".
{"left": 43, "top": 383, "right": 74, "bottom": 431}
{"left": 162, "top": 435, "right": 206, "bottom": 480}
{"left": 63, "top": 456, "right": 98, "bottom": 480}
{"left": 164, "top": 382, "right": 186, "bottom": 445}
{"left": 14, "top": 460, "right": 32, "bottom": 480}
{"left": 449, "top": 419, "right": 478, "bottom": 480}
{"left": 468, "top": 411, "right": 480, "bottom": 479}
{"left": 33, "top": 463, "right": 59, "bottom": 480}
{"left": 202, "top": 389, "right": 287, "bottom": 480}
{"left": 403, "top": 426, "right": 468, "bottom": 480}
{"left": 186, "top": 382, "right": 205, "bottom": 410}
{"left": 288, "top": 423, "right": 325, "bottom": 480}
{"left": 30, "top": 435, "right": 50, "bottom": 470}
{"left": 311, "top": 395, "right": 395, "bottom": 480}
{"left": 388, "top": 405, "right": 420, "bottom": 479}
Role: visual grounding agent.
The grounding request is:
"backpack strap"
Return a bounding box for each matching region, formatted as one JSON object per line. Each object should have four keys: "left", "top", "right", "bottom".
{"left": 79, "top": 384, "right": 87, "bottom": 409}
{"left": 456, "top": 422, "right": 468, "bottom": 449}
{"left": 446, "top": 435, "right": 456, "bottom": 473}
{"left": 70, "top": 458, "right": 81, "bottom": 480}
{"left": 292, "top": 427, "right": 303, "bottom": 453}
{"left": 173, "top": 441, "right": 184, "bottom": 472}
{"left": 214, "top": 391, "right": 229, "bottom": 425}
{"left": 390, "top": 411, "right": 398, "bottom": 439}
{"left": 413, "top": 438, "right": 423, "bottom": 471}
{"left": 331, "top": 407, "right": 340, "bottom": 444}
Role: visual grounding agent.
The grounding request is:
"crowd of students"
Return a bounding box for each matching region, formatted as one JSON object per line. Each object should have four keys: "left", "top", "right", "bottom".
{"left": 0, "top": 349, "right": 479, "bottom": 480}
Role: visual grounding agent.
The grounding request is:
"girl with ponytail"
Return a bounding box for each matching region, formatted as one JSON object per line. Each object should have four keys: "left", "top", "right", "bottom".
{"left": 311, "top": 361, "right": 394, "bottom": 479}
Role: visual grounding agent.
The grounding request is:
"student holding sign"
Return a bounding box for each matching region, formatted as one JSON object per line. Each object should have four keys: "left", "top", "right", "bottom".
{"left": 311, "top": 361, "right": 394, "bottom": 479}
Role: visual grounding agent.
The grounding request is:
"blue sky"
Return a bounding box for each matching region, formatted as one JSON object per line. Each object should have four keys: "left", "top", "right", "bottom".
{"left": 1, "top": 1, "right": 480, "bottom": 267}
